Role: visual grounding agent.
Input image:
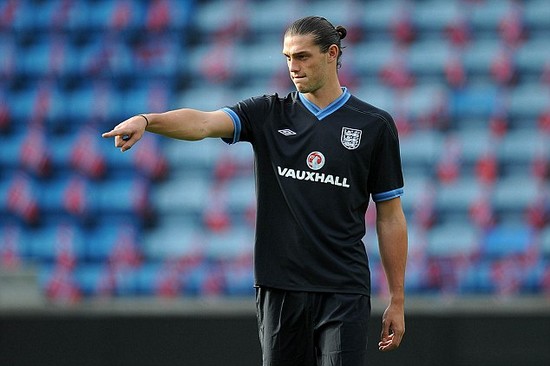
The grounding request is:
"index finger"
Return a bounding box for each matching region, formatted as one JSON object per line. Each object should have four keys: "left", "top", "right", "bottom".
{"left": 102, "top": 128, "right": 125, "bottom": 138}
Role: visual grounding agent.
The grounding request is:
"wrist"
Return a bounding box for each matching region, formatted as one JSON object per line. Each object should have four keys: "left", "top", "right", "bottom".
{"left": 138, "top": 114, "right": 150, "bottom": 129}
{"left": 389, "top": 292, "right": 405, "bottom": 305}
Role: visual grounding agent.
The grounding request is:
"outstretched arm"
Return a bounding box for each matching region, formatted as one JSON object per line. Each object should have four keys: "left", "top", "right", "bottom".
{"left": 375, "top": 197, "right": 408, "bottom": 352}
{"left": 102, "top": 109, "right": 235, "bottom": 152}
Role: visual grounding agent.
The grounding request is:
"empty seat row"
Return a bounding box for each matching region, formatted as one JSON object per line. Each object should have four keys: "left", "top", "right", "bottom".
{"left": 2, "top": 0, "right": 194, "bottom": 32}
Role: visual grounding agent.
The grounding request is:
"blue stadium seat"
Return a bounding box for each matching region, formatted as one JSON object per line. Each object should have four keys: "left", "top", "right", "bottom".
{"left": 131, "top": 35, "right": 182, "bottom": 78}
{"left": 0, "top": 173, "right": 40, "bottom": 224}
{"left": 179, "top": 84, "right": 236, "bottom": 111}
{"left": 48, "top": 134, "right": 80, "bottom": 170}
{"left": 412, "top": 0, "right": 461, "bottom": 32}
{"left": 86, "top": 221, "right": 142, "bottom": 263}
{"left": 399, "top": 130, "right": 444, "bottom": 170}
{"left": 369, "top": 261, "right": 387, "bottom": 295}
{"left": 8, "top": 87, "right": 45, "bottom": 123}
{"left": 497, "top": 129, "right": 547, "bottom": 166}
{"left": 508, "top": 83, "right": 550, "bottom": 120}
{"left": 184, "top": 262, "right": 225, "bottom": 296}
{"left": 491, "top": 176, "right": 539, "bottom": 217}
{"left": 223, "top": 177, "right": 255, "bottom": 215}
{"left": 454, "top": 128, "right": 496, "bottom": 167}
{"left": 435, "top": 177, "right": 486, "bottom": 216}
{"left": 75, "top": 37, "right": 134, "bottom": 78}
{"left": 26, "top": 223, "right": 87, "bottom": 263}
{"left": 482, "top": 223, "right": 534, "bottom": 259}
{"left": 142, "top": 218, "right": 203, "bottom": 260}
{"left": 37, "top": 176, "right": 97, "bottom": 221}
{"left": 73, "top": 264, "right": 108, "bottom": 296}
{"left": 449, "top": 83, "right": 500, "bottom": 118}
{"left": 0, "top": 131, "right": 25, "bottom": 171}
{"left": 151, "top": 175, "right": 212, "bottom": 215}
{"left": 398, "top": 83, "right": 448, "bottom": 120}
{"left": 298, "top": 0, "right": 356, "bottom": 28}
{"left": 193, "top": 0, "right": 246, "bottom": 35}
{"left": 524, "top": 0, "right": 550, "bottom": 30}
{"left": 9, "top": 0, "right": 35, "bottom": 31}
{"left": 363, "top": 226, "right": 380, "bottom": 263}
{"left": 0, "top": 222, "right": 31, "bottom": 260}
{"left": 64, "top": 85, "right": 105, "bottom": 121}
{"left": 232, "top": 42, "right": 287, "bottom": 80}
{"left": 223, "top": 263, "right": 254, "bottom": 296}
{"left": 521, "top": 259, "right": 548, "bottom": 294}
{"left": 161, "top": 138, "right": 224, "bottom": 170}
{"left": 426, "top": 221, "right": 480, "bottom": 259}
{"left": 540, "top": 227, "right": 550, "bottom": 259}
{"left": 72, "top": 1, "right": 144, "bottom": 31}
{"left": 78, "top": 263, "right": 140, "bottom": 296}
{"left": 469, "top": 0, "right": 510, "bottom": 31}
{"left": 353, "top": 41, "right": 395, "bottom": 77}
{"left": 355, "top": 82, "right": 397, "bottom": 113}
{"left": 399, "top": 174, "right": 430, "bottom": 215}
{"left": 515, "top": 36, "right": 550, "bottom": 75}
{"left": 361, "top": 0, "right": 404, "bottom": 33}
{"left": 95, "top": 177, "right": 151, "bottom": 217}
{"left": 407, "top": 40, "right": 452, "bottom": 76}
{"left": 202, "top": 226, "right": 254, "bottom": 264}
{"left": 15, "top": 37, "right": 64, "bottom": 77}
{"left": 462, "top": 39, "right": 502, "bottom": 77}
{"left": 404, "top": 256, "right": 429, "bottom": 294}
{"left": 458, "top": 260, "right": 496, "bottom": 294}
{"left": 136, "top": 261, "right": 186, "bottom": 297}
{"left": 0, "top": 34, "right": 15, "bottom": 79}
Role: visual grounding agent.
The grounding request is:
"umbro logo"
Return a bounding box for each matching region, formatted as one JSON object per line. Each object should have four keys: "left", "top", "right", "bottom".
{"left": 278, "top": 129, "right": 296, "bottom": 136}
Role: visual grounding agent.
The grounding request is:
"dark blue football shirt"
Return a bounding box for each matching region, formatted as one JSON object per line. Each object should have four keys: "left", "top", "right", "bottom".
{"left": 221, "top": 88, "right": 404, "bottom": 295}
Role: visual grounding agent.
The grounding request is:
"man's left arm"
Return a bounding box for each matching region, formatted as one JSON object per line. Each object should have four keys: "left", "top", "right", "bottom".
{"left": 375, "top": 197, "right": 408, "bottom": 352}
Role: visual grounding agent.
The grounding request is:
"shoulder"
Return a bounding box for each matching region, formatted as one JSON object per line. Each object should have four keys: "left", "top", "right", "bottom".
{"left": 236, "top": 92, "right": 297, "bottom": 110}
{"left": 346, "top": 95, "right": 393, "bottom": 122}
{"left": 245, "top": 91, "right": 297, "bottom": 103}
{"left": 346, "top": 94, "right": 398, "bottom": 138}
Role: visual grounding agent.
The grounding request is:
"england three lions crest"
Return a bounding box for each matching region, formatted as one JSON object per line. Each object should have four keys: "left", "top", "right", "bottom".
{"left": 341, "top": 127, "right": 362, "bottom": 150}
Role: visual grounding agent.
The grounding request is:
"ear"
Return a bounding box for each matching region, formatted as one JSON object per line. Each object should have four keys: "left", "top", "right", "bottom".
{"left": 327, "top": 44, "right": 339, "bottom": 63}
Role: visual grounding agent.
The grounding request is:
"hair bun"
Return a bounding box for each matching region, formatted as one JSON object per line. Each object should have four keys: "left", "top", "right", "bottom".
{"left": 335, "top": 25, "right": 347, "bottom": 40}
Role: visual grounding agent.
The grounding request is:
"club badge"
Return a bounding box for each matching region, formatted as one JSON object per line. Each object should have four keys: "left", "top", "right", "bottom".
{"left": 341, "top": 127, "right": 362, "bottom": 150}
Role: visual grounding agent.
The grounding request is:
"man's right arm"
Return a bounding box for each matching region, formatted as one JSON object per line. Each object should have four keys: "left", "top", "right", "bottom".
{"left": 101, "top": 109, "right": 235, "bottom": 152}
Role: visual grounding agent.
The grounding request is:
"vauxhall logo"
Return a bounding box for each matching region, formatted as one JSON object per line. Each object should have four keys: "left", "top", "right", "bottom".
{"left": 277, "top": 151, "right": 350, "bottom": 188}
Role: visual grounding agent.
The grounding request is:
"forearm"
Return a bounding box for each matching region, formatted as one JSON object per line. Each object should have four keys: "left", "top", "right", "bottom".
{"left": 376, "top": 210, "right": 408, "bottom": 303}
{"left": 143, "top": 109, "right": 225, "bottom": 141}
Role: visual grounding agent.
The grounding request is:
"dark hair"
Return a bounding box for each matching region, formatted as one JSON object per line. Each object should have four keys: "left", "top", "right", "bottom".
{"left": 285, "top": 16, "right": 347, "bottom": 69}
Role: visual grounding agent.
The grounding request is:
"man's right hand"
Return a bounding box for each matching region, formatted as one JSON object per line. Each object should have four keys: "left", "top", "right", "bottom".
{"left": 102, "top": 114, "right": 148, "bottom": 152}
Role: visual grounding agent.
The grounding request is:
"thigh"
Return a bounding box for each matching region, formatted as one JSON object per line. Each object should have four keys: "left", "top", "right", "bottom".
{"left": 315, "top": 293, "right": 371, "bottom": 366}
{"left": 256, "top": 288, "right": 315, "bottom": 366}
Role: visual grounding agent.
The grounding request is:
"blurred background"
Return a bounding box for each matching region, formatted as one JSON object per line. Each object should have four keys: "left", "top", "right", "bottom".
{"left": 1, "top": 0, "right": 550, "bottom": 365}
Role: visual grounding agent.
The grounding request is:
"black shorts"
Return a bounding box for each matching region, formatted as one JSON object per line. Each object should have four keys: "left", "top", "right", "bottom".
{"left": 256, "top": 287, "right": 371, "bottom": 366}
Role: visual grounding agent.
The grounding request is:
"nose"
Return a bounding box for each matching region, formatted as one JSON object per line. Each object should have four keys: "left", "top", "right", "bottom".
{"left": 288, "top": 58, "right": 300, "bottom": 73}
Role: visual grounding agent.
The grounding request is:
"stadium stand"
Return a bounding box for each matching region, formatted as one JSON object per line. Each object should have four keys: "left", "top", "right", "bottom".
{"left": 1, "top": 0, "right": 549, "bottom": 301}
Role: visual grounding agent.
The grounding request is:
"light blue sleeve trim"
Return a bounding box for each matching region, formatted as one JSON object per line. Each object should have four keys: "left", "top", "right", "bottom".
{"left": 372, "top": 187, "right": 404, "bottom": 202}
{"left": 221, "top": 107, "right": 241, "bottom": 144}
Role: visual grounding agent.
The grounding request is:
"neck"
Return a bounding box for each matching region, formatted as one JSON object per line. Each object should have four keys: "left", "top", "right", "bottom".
{"left": 302, "top": 79, "right": 343, "bottom": 109}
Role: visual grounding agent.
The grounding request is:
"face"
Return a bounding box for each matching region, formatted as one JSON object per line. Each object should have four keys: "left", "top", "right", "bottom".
{"left": 282, "top": 33, "right": 337, "bottom": 94}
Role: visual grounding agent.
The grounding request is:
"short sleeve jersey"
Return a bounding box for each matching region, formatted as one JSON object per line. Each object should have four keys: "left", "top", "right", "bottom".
{"left": 222, "top": 88, "right": 404, "bottom": 296}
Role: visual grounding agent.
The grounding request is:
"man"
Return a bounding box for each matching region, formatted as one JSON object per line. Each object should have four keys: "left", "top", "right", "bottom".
{"left": 103, "top": 16, "right": 407, "bottom": 366}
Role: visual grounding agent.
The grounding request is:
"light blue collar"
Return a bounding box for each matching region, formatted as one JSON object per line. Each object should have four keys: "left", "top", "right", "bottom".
{"left": 298, "top": 87, "right": 351, "bottom": 121}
